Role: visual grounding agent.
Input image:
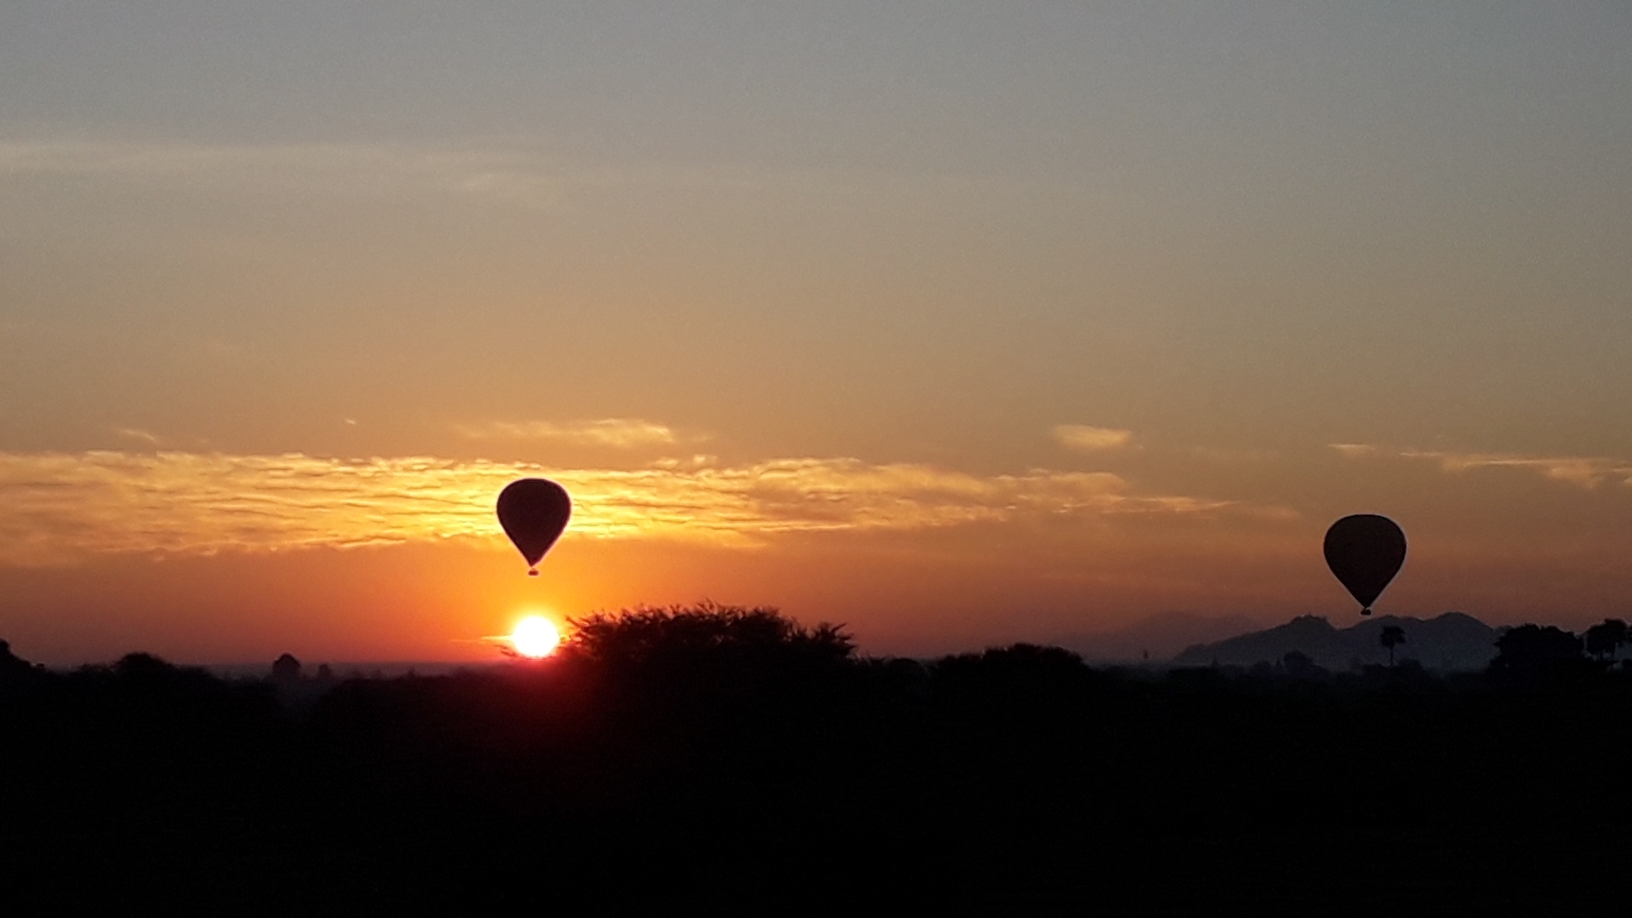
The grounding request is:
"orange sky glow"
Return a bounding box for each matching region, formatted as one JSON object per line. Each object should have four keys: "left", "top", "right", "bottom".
{"left": 4, "top": 4, "right": 1630, "bottom": 665}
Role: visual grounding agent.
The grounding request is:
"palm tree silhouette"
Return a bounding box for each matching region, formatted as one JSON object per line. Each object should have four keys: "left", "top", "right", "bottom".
{"left": 1379, "top": 625, "right": 1405, "bottom": 668}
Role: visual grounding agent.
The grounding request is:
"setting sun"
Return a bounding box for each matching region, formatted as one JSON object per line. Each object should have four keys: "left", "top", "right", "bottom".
{"left": 509, "top": 616, "right": 561, "bottom": 658}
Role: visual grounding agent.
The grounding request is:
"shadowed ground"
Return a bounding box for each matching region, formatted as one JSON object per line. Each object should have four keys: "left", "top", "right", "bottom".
{"left": 2, "top": 612, "right": 1629, "bottom": 914}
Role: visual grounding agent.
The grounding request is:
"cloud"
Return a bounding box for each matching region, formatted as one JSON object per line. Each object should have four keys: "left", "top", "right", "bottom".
{"left": 1052, "top": 425, "right": 1134, "bottom": 452}
{"left": 1403, "top": 451, "right": 1632, "bottom": 489}
{"left": 113, "top": 427, "right": 161, "bottom": 446}
{"left": 0, "top": 137, "right": 780, "bottom": 209}
{"left": 1328, "top": 443, "right": 1378, "bottom": 459}
{"left": 0, "top": 138, "right": 578, "bottom": 207}
{"left": 0, "top": 136, "right": 1093, "bottom": 221}
{"left": 0, "top": 450, "right": 1262, "bottom": 566}
{"left": 1189, "top": 446, "right": 1280, "bottom": 464}
{"left": 1332, "top": 443, "right": 1632, "bottom": 489}
{"left": 455, "top": 419, "right": 683, "bottom": 448}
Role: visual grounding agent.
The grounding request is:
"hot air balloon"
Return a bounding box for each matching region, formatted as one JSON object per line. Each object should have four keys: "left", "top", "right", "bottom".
{"left": 497, "top": 478, "right": 572, "bottom": 576}
{"left": 1323, "top": 514, "right": 1406, "bottom": 616}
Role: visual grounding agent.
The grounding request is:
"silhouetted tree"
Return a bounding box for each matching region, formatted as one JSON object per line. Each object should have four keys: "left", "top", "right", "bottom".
{"left": 934, "top": 643, "right": 1089, "bottom": 694}
{"left": 272, "top": 653, "right": 302, "bottom": 682}
{"left": 0, "top": 640, "right": 33, "bottom": 676}
{"left": 1490, "top": 625, "right": 1586, "bottom": 677}
{"left": 0, "top": 640, "right": 47, "bottom": 691}
{"left": 1380, "top": 625, "right": 1406, "bottom": 668}
{"left": 563, "top": 603, "right": 853, "bottom": 666}
{"left": 115, "top": 651, "right": 178, "bottom": 678}
{"left": 1584, "top": 619, "right": 1628, "bottom": 663}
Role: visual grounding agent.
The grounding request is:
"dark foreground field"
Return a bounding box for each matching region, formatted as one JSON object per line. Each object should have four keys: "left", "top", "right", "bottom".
{"left": 4, "top": 608, "right": 1631, "bottom": 914}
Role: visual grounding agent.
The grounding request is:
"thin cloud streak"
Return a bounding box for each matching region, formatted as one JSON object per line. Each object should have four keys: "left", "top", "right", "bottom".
{"left": 1188, "top": 446, "right": 1280, "bottom": 464}
{"left": 0, "top": 136, "right": 1080, "bottom": 211}
{"left": 113, "top": 427, "right": 162, "bottom": 446}
{"left": 0, "top": 137, "right": 811, "bottom": 208}
{"left": 1053, "top": 425, "right": 1134, "bottom": 452}
{"left": 1332, "top": 443, "right": 1632, "bottom": 488}
{"left": 0, "top": 138, "right": 582, "bottom": 207}
{"left": 455, "top": 419, "right": 684, "bottom": 448}
{"left": 0, "top": 450, "right": 1266, "bottom": 566}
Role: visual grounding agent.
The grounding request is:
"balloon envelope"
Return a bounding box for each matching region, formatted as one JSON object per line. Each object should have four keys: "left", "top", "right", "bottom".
{"left": 1323, "top": 514, "right": 1406, "bottom": 615}
{"left": 496, "top": 479, "right": 572, "bottom": 575}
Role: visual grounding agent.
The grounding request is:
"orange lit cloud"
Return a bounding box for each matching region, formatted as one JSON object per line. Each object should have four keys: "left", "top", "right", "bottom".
{"left": 0, "top": 450, "right": 1267, "bottom": 567}
{"left": 1332, "top": 444, "right": 1632, "bottom": 489}
{"left": 454, "top": 418, "right": 685, "bottom": 448}
{"left": 1052, "top": 425, "right": 1134, "bottom": 452}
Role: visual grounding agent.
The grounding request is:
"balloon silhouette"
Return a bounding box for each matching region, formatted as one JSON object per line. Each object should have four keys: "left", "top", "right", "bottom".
{"left": 1323, "top": 514, "right": 1407, "bottom": 616}
{"left": 496, "top": 479, "right": 572, "bottom": 576}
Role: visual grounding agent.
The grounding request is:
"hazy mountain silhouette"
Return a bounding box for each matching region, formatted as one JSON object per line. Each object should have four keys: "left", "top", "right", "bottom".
{"left": 1171, "top": 611, "right": 1501, "bottom": 671}
{"left": 1057, "top": 610, "right": 1264, "bottom": 662}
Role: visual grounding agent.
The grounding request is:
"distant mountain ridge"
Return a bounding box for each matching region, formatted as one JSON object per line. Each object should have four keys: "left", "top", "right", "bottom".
{"left": 1171, "top": 612, "right": 1502, "bottom": 672}
{"left": 1058, "top": 611, "right": 1266, "bottom": 663}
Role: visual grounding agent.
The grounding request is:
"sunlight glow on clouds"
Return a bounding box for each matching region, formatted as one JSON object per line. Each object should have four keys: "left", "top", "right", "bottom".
{"left": 1052, "top": 425, "right": 1134, "bottom": 452}
{"left": 455, "top": 419, "right": 684, "bottom": 448}
{"left": 1332, "top": 444, "right": 1632, "bottom": 489}
{"left": 0, "top": 450, "right": 1260, "bottom": 566}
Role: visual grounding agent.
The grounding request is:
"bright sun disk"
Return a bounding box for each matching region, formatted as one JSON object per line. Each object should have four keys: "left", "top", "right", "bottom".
{"left": 510, "top": 616, "right": 561, "bottom": 658}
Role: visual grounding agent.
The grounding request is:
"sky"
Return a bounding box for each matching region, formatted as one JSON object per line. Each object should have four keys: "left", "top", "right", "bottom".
{"left": 3, "top": 1, "right": 1630, "bottom": 665}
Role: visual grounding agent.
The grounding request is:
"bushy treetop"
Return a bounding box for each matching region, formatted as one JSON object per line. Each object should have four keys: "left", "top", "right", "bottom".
{"left": 561, "top": 602, "right": 854, "bottom": 665}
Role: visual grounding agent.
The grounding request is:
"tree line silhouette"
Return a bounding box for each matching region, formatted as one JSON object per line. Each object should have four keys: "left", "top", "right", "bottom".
{"left": 5, "top": 607, "right": 1632, "bottom": 913}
